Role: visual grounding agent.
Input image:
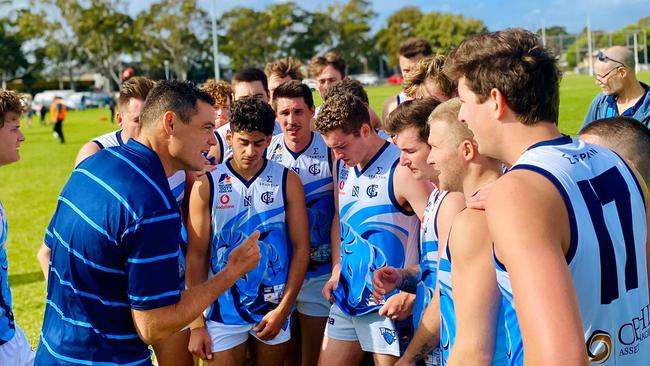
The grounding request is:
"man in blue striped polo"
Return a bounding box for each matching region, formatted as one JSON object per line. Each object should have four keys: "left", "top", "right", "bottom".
{"left": 35, "top": 80, "right": 261, "bottom": 366}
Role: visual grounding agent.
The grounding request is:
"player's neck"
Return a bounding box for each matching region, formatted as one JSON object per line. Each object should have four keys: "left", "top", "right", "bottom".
{"left": 462, "top": 160, "right": 501, "bottom": 199}
{"left": 357, "top": 134, "right": 386, "bottom": 170}
{"left": 230, "top": 157, "right": 265, "bottom": 180}
{"left": 284, "top": 131, "right": 311, "bottom": 153}
{"left": 501, "top": 122, "right": 562, "bottom": 167}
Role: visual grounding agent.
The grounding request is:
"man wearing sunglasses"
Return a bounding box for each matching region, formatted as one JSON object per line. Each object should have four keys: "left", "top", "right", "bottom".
{"left": 582, "top": 46, "right": 650, "bottom": 128}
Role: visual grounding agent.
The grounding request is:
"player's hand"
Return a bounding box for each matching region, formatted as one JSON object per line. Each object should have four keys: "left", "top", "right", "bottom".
{"left": 395, "top": 355, "right": 416, "bottom": 366}
{"left": 378, "top": 291, "right": 414, "bottom": 321}
{"left": 188, "top": 327, "right": 212, "bottom": 361}
{"left": 226, "top": 231, "right": 261, "bottom": 278}
{"left": 322, "top": 275, "right": 339, "bottom": 303}
{"left": 372, "top": 266, "right": 403, "bottom": 301}
{"left": 252, "top": 308, "right": 287, "bottom": 341}
{"left": 465, "top": 181, "right": 495, "bottom": 210}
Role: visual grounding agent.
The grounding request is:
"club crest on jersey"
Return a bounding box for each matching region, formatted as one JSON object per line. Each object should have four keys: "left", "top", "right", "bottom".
{"left": 309, "top": 163, "right": 321, "bottom": 176}
{"left": 261, "top": 192, "right": 274, "bottom": 205}
{"left": 380, "top": 327, "right": 397, "bottom": 345}
{"left": 367, "top": 184, "right": 379, "bottom": 198}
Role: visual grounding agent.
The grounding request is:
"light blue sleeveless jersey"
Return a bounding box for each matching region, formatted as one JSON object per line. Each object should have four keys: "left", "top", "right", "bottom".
{"left": 334, "top": 141, "right": 420, "bottom": 316}
{"left": 438, "top": 235, "right": 509, "bottom": 365}
{"left": 0, "top": 202, "right": 15, "bottom": 345}
{"left": 496, "top": 136, "right": 649, "bottom": 365}
{"left": 206, "top": 159, "right": 291, "bottom": 325}
{"left": 267, "top": 132, "right": 334, "bottom": 278}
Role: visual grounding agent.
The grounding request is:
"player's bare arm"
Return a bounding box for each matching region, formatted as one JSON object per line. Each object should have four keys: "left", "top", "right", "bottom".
{"left": 446, "top": 209, "right": 499, "bottom": 366}
{"left": 487, "top": 171, "right": 588, "bottom": 366}
{"left": 74, "top": 141, "right": 102, "bottom": 166}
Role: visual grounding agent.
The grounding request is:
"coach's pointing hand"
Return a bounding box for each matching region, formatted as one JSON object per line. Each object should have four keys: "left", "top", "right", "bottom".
{"left": 226, "top": 230, "right": 261, "bottom": 277}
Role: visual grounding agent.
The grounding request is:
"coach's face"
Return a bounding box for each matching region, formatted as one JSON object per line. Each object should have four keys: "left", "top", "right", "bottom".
{"left": 0, "top": 112, "right": 25, "bottom": 166}
{"left": 168, "top": 100, "right": 217, "bottom": 172}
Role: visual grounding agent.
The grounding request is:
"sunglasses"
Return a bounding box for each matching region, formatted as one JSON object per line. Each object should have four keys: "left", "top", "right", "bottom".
{"left": 597, "top": 50, "right": 626, "bottom": 68}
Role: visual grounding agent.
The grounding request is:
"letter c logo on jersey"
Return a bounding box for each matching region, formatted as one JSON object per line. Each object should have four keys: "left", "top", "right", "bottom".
{"left": 219, "top": 194, "right": 230, "bottom": 205}
{"left": 261, "top": 192, "right": 274, "bottom": 205}
{"left": 367, "top": 184, "right": 379, "bottom": 198}
{"left": 309, "top": 163, "right": 321, "bottom": 176}
{"left": 587, "top": 330, "right": 612, "bottom": 364}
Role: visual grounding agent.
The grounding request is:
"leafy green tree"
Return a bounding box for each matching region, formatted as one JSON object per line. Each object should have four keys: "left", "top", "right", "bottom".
{"left": 326, "top": 0, "right": 376, "bottom": 73}
{"left": 375, "top": 7, "right": 424, "bottom": 66}
{"left": 414, "top": 12, "right": 486, "bottom": 54}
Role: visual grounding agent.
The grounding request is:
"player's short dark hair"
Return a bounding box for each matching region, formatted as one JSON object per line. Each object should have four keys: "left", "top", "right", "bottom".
{"left": 386, "top": 98, "right": 441, "bottom": 142}
{"left": 118, "top": 76, "right": 155, "bottom": 109}
{"left": 399, "top": 38, "right": 433, "bottom": 58}
{"left": 140, "top": 80, "right": 214, "bottom": 128}
{"left": 271, "top": 81, "right": 314, "bottom": 110}
{"left": 309, "top": 52, "right": 347, "bottom": 78}
{"left": 230, "top": 97, "right": 276, "bottom": 136}
{"left": 445, "top": 28, "right": 561, "bottom": 125}
{"left": 324, "top": 79, "right": 368, "bottom": 104}
{"left": 232, "top": 67, "right": 269, "bottom": 93}
{"left": 0, "top": 90, "right": 25, "bottom": 128}
{"left": 579, "top": 116, "right": 650, "bottom": 182}
{"left": 315, "top": 93, "right": 369, "bottom": 136}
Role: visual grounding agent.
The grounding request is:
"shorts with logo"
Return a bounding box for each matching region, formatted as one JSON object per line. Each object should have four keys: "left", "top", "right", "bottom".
{"left": 0, "top": 325, "right": 35, "bottom": 366}
{"left": 296, "top": 274, "right": 331, "bottom": 317}
{"left": 206, "top": 317, "right": 292, "bottom": 352}
{"left": 324, "top": 303, "right": 400, "bottom": 356}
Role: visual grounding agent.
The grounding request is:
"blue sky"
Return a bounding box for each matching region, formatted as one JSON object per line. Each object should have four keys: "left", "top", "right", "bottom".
{"left": 128, "top": 0, "right": 649, "bottom": 34}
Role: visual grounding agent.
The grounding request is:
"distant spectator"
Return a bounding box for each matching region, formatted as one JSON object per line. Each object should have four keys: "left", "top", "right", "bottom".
{"left": 39, "top": 103, "right": 46, "bottom": 125}
{"left": 265, "top": 57, "right": 304, "bottom": 100}
{"left": 403, "top": 55, "right": 456, "bottom": 101}
{"left": 50, "top": 96, "right": 66, "bottom": 143}
{"left": 201, "top": 79, "right": 232, "bottom": 128}
{"left": 579, "top": 116, "right": 650, "bottom": 182}
{"left": 583, "top": 46, "right": 650, "bottom": 128}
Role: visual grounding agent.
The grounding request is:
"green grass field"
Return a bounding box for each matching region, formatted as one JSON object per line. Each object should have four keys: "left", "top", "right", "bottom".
{"left": 2, "top": 72, "right": 649, "bottom": 348}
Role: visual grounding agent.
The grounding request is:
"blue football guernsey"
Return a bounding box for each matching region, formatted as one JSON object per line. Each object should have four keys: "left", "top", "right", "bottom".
{"left": 0, "top": 202, "right": 15, "bottom": 345}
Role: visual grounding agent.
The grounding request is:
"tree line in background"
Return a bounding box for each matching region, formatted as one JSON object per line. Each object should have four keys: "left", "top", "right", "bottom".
{"left": 0, "top": 0, "right": 648, "bottom": 92}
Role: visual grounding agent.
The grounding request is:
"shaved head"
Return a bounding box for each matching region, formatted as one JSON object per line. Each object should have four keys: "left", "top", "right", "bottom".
{"left": 601, "top": 46, "right": 635, "bottom": 69}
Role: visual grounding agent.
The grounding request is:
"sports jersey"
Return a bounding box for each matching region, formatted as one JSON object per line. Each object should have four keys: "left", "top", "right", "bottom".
{"left": 36, "top": 139, "right": 183, "bottom": 366}
{"left": 396, "top": 91, "right": 408, "bottom": 105}
{"left": 267, "top": 132, "right": 334, "bottom": 278}
{"left": 214, "top": 122, "right": 282, "bottom": 165}
{"left": 438, "top": 235, "right": 509, "bottom": 365}
{"left": 92, "top": 130, "right": 125, "bottom": 149}
{"left": 334, "top": 141, "right": 420, "bottom": 316}
{"left": 206, "top": 159, "right": 291, "bottom": 325}
{"left": 496, "top": 135, "right": 650, "bottom": 365}
{"left": 413, "top": 189, "right": 447, "bottom": 329}
{"left": 0, "top": 202, "right": 15, "bottom": 345}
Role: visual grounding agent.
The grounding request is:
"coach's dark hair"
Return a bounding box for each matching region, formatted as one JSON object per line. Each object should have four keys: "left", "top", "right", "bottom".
{"left": 579, "top": 117, "right": 650, "bottom": 181}
{"left": 232, "top": 67, "right": 269, "bottom": 93}
{"left": 399, "top": 38, "right": 433, "bottom": 59}
{"left": 324, "top": 79, "right": 368, "bottom": 104}
{"left": 386, "top": 98, "right": 441, "bottom": 142}
{"left": 315, "top": 93, "right": 369, "bottom": 136}
{"left": 271, "top": 81, "right": 314, "bottom": 110}
{"left": 230, "top": 97, "right": 276, "bottom": 136}
{"left": 445, "top": 28, "right": 561, "bottom": 125}
{"left": 139, "top": 80, "right": 214, "bottom": 128}
{"left": 0, "top": 90, "right": 25, "bottom": 128}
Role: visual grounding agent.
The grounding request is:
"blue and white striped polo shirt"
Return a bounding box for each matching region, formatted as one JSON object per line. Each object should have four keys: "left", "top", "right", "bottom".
{"left": 36, "top": 139, "right": 183, "bottom": 366}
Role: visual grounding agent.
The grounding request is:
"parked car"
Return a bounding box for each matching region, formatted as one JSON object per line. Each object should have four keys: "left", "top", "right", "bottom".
{"left": 349, "top": 73, "right": 379, "bottom": 86}
{"left": 387, "top": 74, "right": 403, "bottom": 85}
{"left": 33, "top": 90, "right": 74, "bottom": 110}
{"left": 63, "top": 92, "right": 91, "bottom": 110}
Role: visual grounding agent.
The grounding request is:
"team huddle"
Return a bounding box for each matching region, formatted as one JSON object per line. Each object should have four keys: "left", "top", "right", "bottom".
{"left": 1, "top": 28, "right": 650, "bottom": 366}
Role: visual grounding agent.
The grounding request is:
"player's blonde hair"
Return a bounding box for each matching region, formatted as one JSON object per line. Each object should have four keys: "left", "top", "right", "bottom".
{"left": 403, "top": 55, "right": 456, "bottom": 99}
{"left": 428, "top": 98, "right": 474, "bottom": 146}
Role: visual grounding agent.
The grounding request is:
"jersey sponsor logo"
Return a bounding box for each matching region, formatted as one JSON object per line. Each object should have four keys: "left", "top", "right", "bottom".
{"left": 309, "top": 163, "right": 321, "bottom": 176}
{"left": 328, "top": 317, "right": 335, "bottom": 325}
{"left": 261, "top": 192, "right": 275, "bottom": 205}
{"left": 561, "top": 148, "right": 598, "bottom": 164}
{"left": 367, "top": 184, "right": 379, "bottom": 198}
{"left": 375, "top": 166, "right": 384, "bottom": 175}
{"left": 292, "top": 167, "right": 300, "bottom": 174}
{"left": 587, "top": 330, "right": 613, "bottom": 363}
{"left": 218, "top": 174, "right": 233, "bottom": 193}
{"left": 266, "top": 175, "right": 273, "bottom": 183}
{"left": 615, "top": 304, "right": 650, "bottom": 357}
{"left": 380, "top": 327, "right": 397, "bottom": 345}
{"left": 244, "top": 195, "right": 252, "bottom": 207}
{"left": 216, "top": 194, "right": 235, "bottom": 209}
{"left": 352, "top": 186, "right": 360, "bottom": 197}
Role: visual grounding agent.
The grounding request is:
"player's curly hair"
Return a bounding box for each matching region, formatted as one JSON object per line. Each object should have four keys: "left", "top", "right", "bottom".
{"left": 445, "top": 28, "right": 561, "bottom": 125}
{"left": 324, "top": 79, "right": 368, "bottom": 104}
{"left": 201, "top": 79, "right": 232, "bottom": 107}
{"left": 315, "top": 93, "right": 368, "bottom": 136}
{"left": 403, "top": 55, "right": 456, "bottom": 99}
{"left": 0, "top": 90, "right": 26, "bottom": 127}
{"left": 230, "top": 97, "right": 276, "bottom": 136}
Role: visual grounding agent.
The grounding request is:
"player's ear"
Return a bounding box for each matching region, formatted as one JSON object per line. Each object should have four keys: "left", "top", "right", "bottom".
{"left": 162, "top": 111, "right": 175, "bottom": 136}
{"left": 491, "top": 88, "right": 507, "bottom": 120}
{"left": 116, "top": 112, "right": 123, "bottom": 128}
{"left": 460, "top": 139, "right": 476, "bottom": 162}
{"left": 226, "top": 129, "right": 233, "bottom": 146}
